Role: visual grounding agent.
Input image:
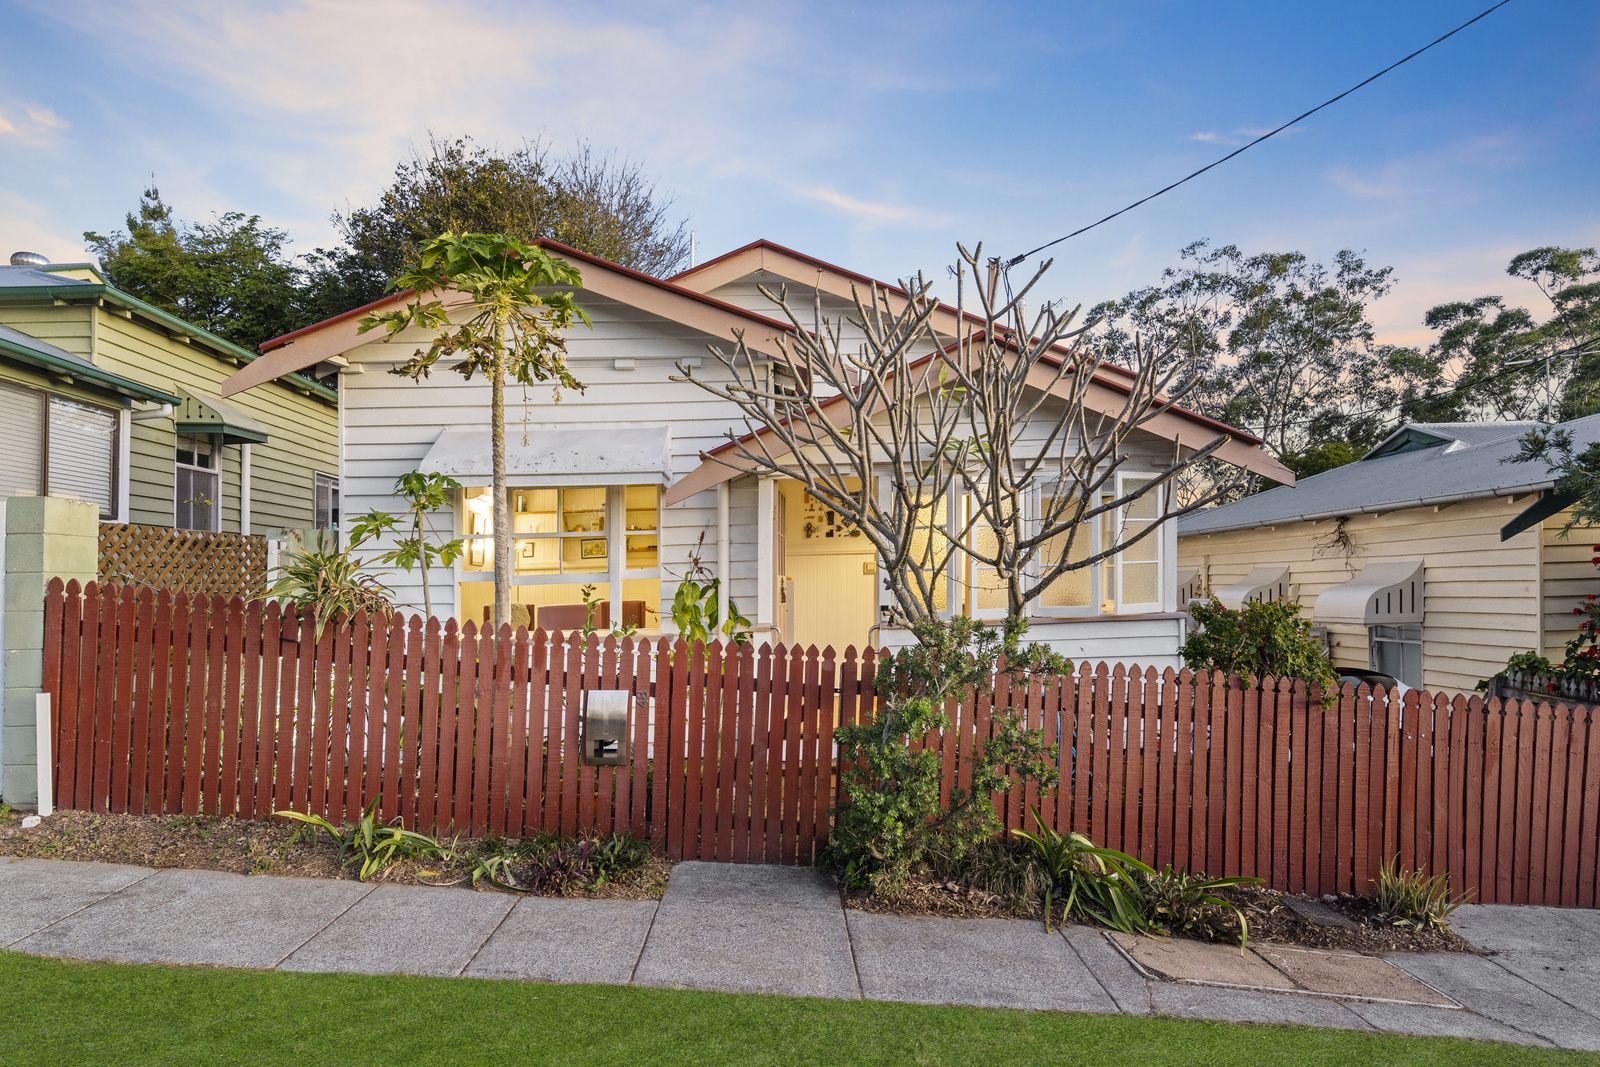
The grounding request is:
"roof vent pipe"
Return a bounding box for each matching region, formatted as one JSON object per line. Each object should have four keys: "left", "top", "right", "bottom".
{"left": 9, "top": 251, "right": 50, "bottom": 267}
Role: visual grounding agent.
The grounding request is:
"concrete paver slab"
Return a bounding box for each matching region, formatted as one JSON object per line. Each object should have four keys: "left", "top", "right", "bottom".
{"left": 636, "top": 899, "right": 858, "bottom": 998}
{"left": 466, "top": 897, "right": 657, "bottom": 985}
{"left": 1347, "top": 999, "right": 1550, "bottom": 1047}
{"left": 848, "top": 912, "right": 1117, "bottom": 1013}
{"left": 1254, "top": 944, "right": 1456, "bottom": 1006}
{"left": 1060, "top": 927, "right": 1153, "bottom": 1014}
{"left": 15, "top": 868, "right": 371, "bottom": 969}
{"left": 1389, "top": 951, "right": 1600, "bottom": 1052}
{"left": 1488, "top": 955, "right": 1600, "bottom": 1020}
{"left": 660, "top": 862, "right": 839, "bottom": 911}
{"left": 1450, "top": 904, "right": 1600, "bottom": 960}
{"left": 1148, "top": 982, "right": 1373, "bottom": 1030}
{"left": 1108, "top": 932, "right": 1297, "bottom": 990}
{"left": 0, "top": 857, "right": 151, "bottom": 946}
{"left": 282, "top": 883, "right": 515, "bottom": 977}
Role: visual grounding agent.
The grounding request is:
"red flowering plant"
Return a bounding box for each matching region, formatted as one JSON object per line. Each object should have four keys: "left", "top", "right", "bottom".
{"left": 1557, "top": 545, "right": 1600, "bottom": 680}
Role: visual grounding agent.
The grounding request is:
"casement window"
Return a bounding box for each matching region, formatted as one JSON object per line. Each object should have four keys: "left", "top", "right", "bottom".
{"left": 313, "top": 472, "right": 339, "bottom": 531}
{"left": 458, "top": 484, "right": 662, "bottom": 631}
{"left": 1112, "top": 473, "right": 1163, "bottom": 613}
{"left": 1369, "top": 624, "right": 1423, "bottom": 688}
{"left": 174, "top": 432, "right": 220, "bottom": 531}
{"left": 0, "top": 381, "right": 118, "bottom": 518}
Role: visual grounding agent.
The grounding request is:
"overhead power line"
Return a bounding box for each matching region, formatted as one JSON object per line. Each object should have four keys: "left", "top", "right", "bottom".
{"left": 1004, "top": 0, "right": 1517, "bottom": 269}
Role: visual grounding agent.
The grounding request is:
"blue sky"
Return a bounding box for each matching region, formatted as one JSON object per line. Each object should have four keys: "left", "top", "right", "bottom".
{"left": 1, "top": 0, "right": 1595, "bottom": 346}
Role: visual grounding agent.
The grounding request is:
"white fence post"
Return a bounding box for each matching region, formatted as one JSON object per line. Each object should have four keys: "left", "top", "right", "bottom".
{"left": 34, "top": 692, "right": 52, "bottom": 817}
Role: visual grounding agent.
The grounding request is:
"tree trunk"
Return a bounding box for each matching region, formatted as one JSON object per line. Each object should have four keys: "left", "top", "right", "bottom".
{"left": 491, "top": 318, "right": 512, "bottom": 628}
{"left": 416, "top": 510, "right": 433, "bottom": 620}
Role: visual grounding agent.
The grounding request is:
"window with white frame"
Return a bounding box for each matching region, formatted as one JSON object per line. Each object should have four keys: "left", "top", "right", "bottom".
{"left": 1113, "top": 473, "right": 1163, "bottom": 613}
{"left": 175, "top": 432, "right": 220, "bottom": 531}
{"left": 1036, "top": 492, "right": 1097, "bottom": 615}
{"left": 313, "top": 472, "right": 339, "bottom": 531}
{"left": 0, "top": 382, "right": 119, "bottom": 518}
{"left": 458, "top": 484, "right": 662, "bottom": 631}
{"left": 1369, "top": 624, "right": 1422, "bottom": 688}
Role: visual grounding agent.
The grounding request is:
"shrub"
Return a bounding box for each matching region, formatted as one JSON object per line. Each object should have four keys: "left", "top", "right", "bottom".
{"left": 1181, "top": 597, "right": 1336, "bottom": 687}
{"left": 263, "top": 532, "right": 392, "bottom": 636}
{"left": 1138, "top": 865, "right": 1260, "bottom": 949}
{"left": 1013, "top": 808, "right": 1156, "bottom": 935}
{"left": 1370, "top": 857, "right": 1471, "bottom": 930}
{"left": 467, "top": 831, "right": 650, "bottom": 895}
{"left": 275, "top": 801, "right": 445, "bottom": 881}
{"left": 825, "top": 616, "right": 1064, "bottom": 895}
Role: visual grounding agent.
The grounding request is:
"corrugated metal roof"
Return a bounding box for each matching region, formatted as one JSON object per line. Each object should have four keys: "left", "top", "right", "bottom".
{"left": 0, "top": 264, "right": 94, "bottom": 288}
{"left": 1179, "top": 414, "right": 1600, "bottom": 536}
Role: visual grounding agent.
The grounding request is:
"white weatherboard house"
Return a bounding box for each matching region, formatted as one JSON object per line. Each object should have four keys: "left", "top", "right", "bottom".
{"left": 224, "top": 239, "right": 1289, "bottom": 665}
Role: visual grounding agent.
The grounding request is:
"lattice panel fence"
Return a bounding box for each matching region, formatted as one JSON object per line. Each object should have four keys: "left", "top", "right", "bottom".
{"left": 98, "top": 522, "right": 268, "bottom": 599}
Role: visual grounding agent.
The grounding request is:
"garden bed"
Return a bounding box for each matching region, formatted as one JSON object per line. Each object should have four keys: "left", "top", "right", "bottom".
{"left": 843, "top": 876, "right": 1473, "bottom": 955}
{"left": 0, "top": 809, "right": 669, "bottom": 901}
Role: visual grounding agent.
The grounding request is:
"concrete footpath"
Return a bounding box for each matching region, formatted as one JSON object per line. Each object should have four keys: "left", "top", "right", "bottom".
{"left": 3, "top": 856, "right": 1597, "bottom": 1052}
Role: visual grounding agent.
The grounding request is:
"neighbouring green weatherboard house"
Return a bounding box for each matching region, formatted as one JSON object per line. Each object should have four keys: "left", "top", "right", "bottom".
{"left": 0, "top": 251, "right": 338, "bottom": 535}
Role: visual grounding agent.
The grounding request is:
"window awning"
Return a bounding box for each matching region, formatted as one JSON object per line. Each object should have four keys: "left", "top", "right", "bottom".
{"left": 1177, "top": 567, "right": 1203, "bottom": 605}
{"left": 176, "top": 388, "right": 269, "bottom": 444}
{"left": 1212, "top": 564, "right": 1290, "bottom": 609}
{"left": 1314, "top": 560, "right": 1424, "bottom": 626}
{"left": 419, "top": 425, "right": 674, "bottom": 487}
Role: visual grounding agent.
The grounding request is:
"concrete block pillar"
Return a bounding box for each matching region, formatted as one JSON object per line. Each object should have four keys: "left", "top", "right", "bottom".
{"left": 2, "top": 496, "right": 98, "bottom": 806}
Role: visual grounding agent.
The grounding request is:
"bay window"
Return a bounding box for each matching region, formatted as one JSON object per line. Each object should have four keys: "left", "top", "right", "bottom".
{"left": 458, "top": 484, "right": 662, "bottom": 632}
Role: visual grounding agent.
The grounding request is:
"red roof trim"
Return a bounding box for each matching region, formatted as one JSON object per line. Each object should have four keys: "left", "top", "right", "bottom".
{"left": 259, "top": 239, "right": 796, "bottom": 353}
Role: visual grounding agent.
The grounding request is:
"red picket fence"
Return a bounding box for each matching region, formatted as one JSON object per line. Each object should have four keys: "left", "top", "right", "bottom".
{"left": 38, "top": 580, "right": 1600, "bottom": 906}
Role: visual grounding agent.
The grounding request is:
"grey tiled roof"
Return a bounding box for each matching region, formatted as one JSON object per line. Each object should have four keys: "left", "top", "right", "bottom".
{"left": 1178, "top": 415, "right": 1600, "bottom": 536}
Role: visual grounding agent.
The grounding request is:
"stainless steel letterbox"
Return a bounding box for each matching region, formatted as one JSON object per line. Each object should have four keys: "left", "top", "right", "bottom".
{"left": 583, "top": 689, "right": 630, "bottom": 766}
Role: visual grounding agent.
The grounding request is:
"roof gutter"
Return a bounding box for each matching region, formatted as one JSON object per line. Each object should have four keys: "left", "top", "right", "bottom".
{"left": 0, "top": 333, "right": 181, "bottom": 404}
{"left": 1181, "top": 478, "right": 1559, "bottom": 537}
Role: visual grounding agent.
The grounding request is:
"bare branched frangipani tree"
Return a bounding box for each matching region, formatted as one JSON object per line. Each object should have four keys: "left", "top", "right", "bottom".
{"left": 675, "top": 243, "right": 1248, "bottom": 626}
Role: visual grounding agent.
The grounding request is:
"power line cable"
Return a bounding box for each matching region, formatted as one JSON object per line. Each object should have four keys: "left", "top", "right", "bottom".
{"left": 1003, "top": 0, "right": 1516, "bottom": 269}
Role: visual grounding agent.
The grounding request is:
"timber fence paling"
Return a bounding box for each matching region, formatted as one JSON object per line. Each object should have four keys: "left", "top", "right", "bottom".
{"left": 37, "top": 579, "right": 1600, "bottom": 900}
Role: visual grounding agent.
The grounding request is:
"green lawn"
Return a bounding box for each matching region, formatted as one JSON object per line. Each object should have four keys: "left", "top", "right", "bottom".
{"left": 3, "top": 950, "right": 1592, "bottom": 1066}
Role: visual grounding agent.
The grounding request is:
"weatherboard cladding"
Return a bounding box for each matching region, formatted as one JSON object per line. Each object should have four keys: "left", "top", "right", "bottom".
{"left": 1177, "top": 414, "right": 1600, "bottom": 537}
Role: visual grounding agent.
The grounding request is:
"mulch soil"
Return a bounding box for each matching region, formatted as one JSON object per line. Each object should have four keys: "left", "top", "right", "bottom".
{"left": 0, "top": 809, "right": 668, "bottom": 901}
{"left": 844, "top": 876, "right": 1473, "bottom": 954}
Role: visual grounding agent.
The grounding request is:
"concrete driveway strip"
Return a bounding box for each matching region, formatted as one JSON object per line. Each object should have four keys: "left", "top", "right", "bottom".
{"left": 466, "top": 897, "right": 657, "bottom": 985}
{"left": 0, "top": 857, "right": 153, "bottom": 946}
{"left": 282, "top": 883, "right": 516, "bottom": 977}
{"left": 14, "top": 868, "right": 372, "bottom": 969}
{"left": 847, "top": 912, "right": 1118, "bottom": 1014}
{"left": 633, "top": 862, "right": 859, "bottom": 999}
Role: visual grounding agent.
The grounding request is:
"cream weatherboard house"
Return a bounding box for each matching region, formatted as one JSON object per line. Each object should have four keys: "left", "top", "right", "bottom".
{"left": 223, "top": 239, "right": 1288, "bottom": 664}
{"left": 1177, "top": 416, "right": 1600, "bottom": 695}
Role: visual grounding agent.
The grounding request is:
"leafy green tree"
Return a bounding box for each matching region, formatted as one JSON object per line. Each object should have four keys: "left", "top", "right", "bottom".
{"left": 1280, "top": 440, "right": 1362, "bottom": 479}
{"left": 1181, "top": 598, "right": 1336, "bottom": 688}
{"left": 84, "top": 186, "right": 302, "bottom": 350}
{"left": 1395, "top": 246, "right": 1600, "bottom": 423}
{"left": 361, "top": 233, "right": 590, "bottom": 626}
{"left": 1089, "top": 242, "right": 1396, "bottom": 464}
{"left": 301, "top": 136, "right": 690, "bottom": 321}
{"left": 347, "top": 471, "right": 465, "bottom": 620}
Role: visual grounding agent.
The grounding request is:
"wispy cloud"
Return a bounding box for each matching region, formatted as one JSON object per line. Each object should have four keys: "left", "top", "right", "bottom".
{"left": 0, "top": 99, "right": 68, "bottom": 145}
{"left": 1189, "top": 125, "right": 1297, "bottom": 147}
{"left": 795, "top": 185, "right": 950, "bottom": 227}
{"left": 1325, "top": 131, "right": 1531, "bottom": 203}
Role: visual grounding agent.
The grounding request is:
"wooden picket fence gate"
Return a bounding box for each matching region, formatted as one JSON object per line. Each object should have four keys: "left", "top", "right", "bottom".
{"left": 38, "top": 580, "right": 1600, "bottom": 906}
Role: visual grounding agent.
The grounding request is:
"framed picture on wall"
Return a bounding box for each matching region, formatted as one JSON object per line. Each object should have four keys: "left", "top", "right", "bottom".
{"left": 580, "top": 537, "right": 607, "bottom": 559}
